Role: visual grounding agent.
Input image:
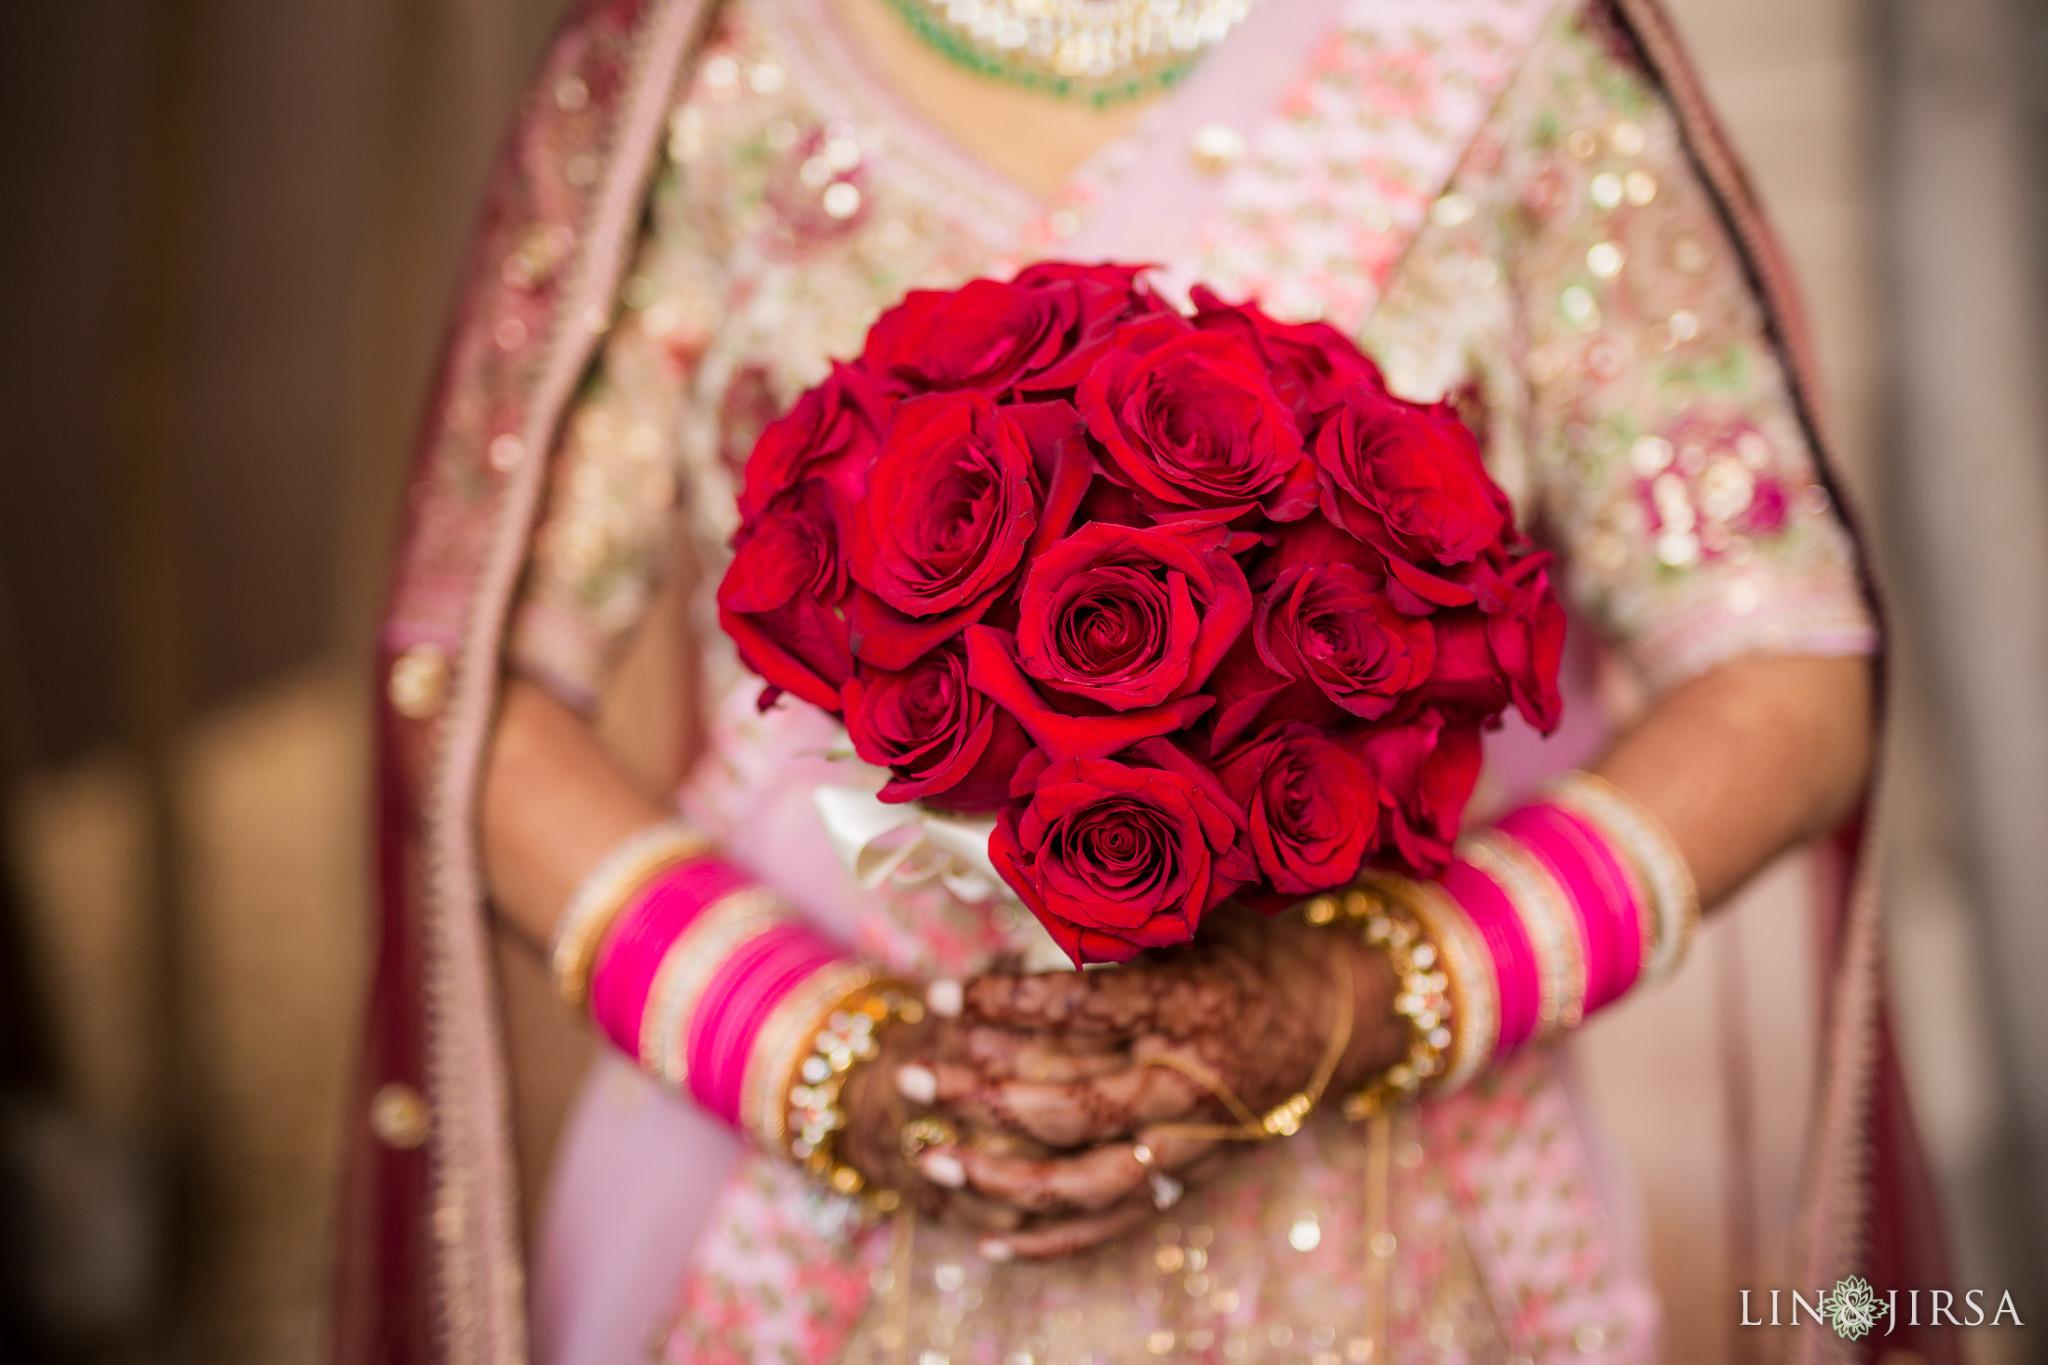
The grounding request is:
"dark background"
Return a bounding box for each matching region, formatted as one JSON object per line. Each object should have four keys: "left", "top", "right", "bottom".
{"left": 2, "top": 1, "right": 2045, "bottom": 1361}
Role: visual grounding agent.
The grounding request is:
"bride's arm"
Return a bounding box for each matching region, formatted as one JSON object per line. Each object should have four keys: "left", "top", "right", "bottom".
{"left": 481, "top": 677, "right": 673, "bottom": 954}
{"left": 480, "top": 675, "right": 1055, "bottom": 1234}
{"left": 1599, "top": 654, "right": 1870, "bottom": 908}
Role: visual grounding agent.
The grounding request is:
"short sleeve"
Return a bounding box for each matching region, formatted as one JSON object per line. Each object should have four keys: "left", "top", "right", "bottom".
{"left": 1484, "top": 6, "right": 1877, "bottom": 689}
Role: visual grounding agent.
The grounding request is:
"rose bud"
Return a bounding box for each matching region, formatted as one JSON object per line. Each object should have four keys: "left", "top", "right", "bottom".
{"left": 841, "top": 641, "right": 1034, "bottom": 812}
{"left": 1014, "top": 520, "right": 1252, "bottom": 711}
{"left": 1080, "top": 329, "right": 1315, "bottom": 522}
{"left": 989, "top": 739, "right": 1255, "bottom": 966}
{"left": 715, "top": 480, "right": 855, "bottom": 712}
{"left": 1345, "top": 712, "right": 1484, "bottom": 877}
{"left": 1216, "top": 722, "right": 1380, "bottom": 896}
{"left": 1488, "top": 553, "right": 1566, "bottom": 732}
{"left": 1421, "top": 553, "right": 1563, "bottom": 732}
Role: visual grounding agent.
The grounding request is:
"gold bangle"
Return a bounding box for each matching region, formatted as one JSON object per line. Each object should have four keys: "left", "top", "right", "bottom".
{"left": 742, "top": 961, "right": 878, "bottom": 1155}
{"left": 549, "top": 821, "right": 711, "bottom": 1010}
{"left": 771, "top": 976, "right": 924, "bottom": 1211}
{"left": 1547, "top": 770, "right": 1701, "bottom": 985}
{"left": 1305, "top": 881, "right": 1455, "bottom": 1120}
{"left": 1459, "top": 831, "right": 1588, "bottom": 1040}
{"left": 1397, "top": 879, "right": 1497, "bottom": 1094}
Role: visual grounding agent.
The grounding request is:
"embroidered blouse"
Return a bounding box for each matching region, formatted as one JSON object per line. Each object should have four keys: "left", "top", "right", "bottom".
{"left": 503, "top": 0, "right": 1874, "bottom": 711}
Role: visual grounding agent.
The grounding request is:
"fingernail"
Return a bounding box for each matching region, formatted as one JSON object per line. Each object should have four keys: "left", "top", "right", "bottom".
{"left": 921, "top": 1152, "right": 966, "bottom": 1188}
{"left": 977, "top": 1237, "right": 1014, "bottom": 1262}
{"left": 927, "top": 979, "right": 964, "bottom": 1017}
{"left": 895, "top": 1065, "right": 937, "bottom": 1105}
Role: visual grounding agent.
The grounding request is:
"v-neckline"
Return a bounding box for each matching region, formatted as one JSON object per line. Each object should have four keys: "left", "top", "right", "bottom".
{"left": 761, "top": 0, "right": 1212, "bottom": 249}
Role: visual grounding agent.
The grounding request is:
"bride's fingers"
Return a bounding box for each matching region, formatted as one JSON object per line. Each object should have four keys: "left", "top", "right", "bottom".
{"left": 942, "top": 1131, "right": 1219, "bottom": 1214}
{"left": 924, "top": 1186, "right": 1027, "bottom": 1234}
{"left": 960, "top": 1027, "right": 1129, "bottom": 1082}
{"left": 952, "top": 1064, "right": 1208, "bottom": 1147}
{"left": 978, "top": 1199, "right": 1157, "bottom": 1262}
{"left": 894, "top": 1060, "right": 986, "bottom": 1108}
{"left": 962, "top": 969, "right": 1170, "bottom": 1035}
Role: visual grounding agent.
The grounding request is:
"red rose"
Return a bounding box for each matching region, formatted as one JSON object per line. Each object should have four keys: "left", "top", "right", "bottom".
{"left": 964, "top": 625, "right": 1214, "bottom": 761}
{"left": 852, "top": 392, "right": 1038, "bottom": 617}
{"left": 1015, "top": 520, "right": 1252, "bottom": 711}
{"left": 1009, "top": 261, "right": 1175, "bottom": 391}
{"left": 1217, "top": 722, "right": 1380, "bottom": 896}
{"left": 861, "top": 277, "right": 1080, "bottom": 394}
{"left": 1256, "top": 563, "right": 1436, "bottom": 721}
{"left": 1011, "top": 260, "right": 1159, "bottom": 310}
{"left": 736, "top": 363, "right": 887, "bottom": 524}
{"left": 1420, "top": 553, "right": 1563, "bottom": 731}
{"left": 849, "top": 396, "right": 1094, "bottom": 667}
{"left": 841, "top": 641, "right": 1034, "bottom": 812}
{"left": 1313, "top": 391, "right": 1507, "bottom": 570}
{"left": 990, "top": 739, "right": 1255, "bottom": 965}
{"left": 1420, "top": 610, "right": 1510, "bottom": 719}
{"left": 1346, "top": 712, "right": 1483, "bottom": 877}
{"left": 1488, "top": 554, "right": 1565, "bottom": 732}
{"left": 716, "top": 481, "right": 854, "bottom": 711}
{"left": 1188, "top": 285, "right": 1385, "bottom": 423}
{"left": 1080, "top": 329, "right": 1315, "bottom": 521}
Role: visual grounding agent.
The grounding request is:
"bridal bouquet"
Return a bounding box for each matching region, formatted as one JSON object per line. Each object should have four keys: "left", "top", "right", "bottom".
{"left": 719, "top": 263, "right": 1563, "bottom": 965}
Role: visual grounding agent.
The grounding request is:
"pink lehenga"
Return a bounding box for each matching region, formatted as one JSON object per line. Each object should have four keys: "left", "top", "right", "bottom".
{"left": 336, "top": 1, "right": 1951, "bottom": 1362}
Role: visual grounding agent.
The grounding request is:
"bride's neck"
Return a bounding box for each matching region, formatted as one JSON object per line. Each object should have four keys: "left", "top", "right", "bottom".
{"left": 828, "top": 0, "right": 1156, "bottom": 200}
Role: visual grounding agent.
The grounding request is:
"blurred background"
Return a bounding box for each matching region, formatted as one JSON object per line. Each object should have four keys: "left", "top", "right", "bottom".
{"left": 0, "top": 0, "right": 2044, "bottom": 1362}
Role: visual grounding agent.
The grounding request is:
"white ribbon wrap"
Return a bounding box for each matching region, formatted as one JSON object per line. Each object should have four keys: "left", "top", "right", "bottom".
{"left": 810, "top": 784, "right": 1074, "bottom": 972}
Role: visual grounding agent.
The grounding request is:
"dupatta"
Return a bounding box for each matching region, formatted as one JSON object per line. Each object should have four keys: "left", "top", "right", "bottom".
{"left": 333, "top": 2, "right": 1950, "bottom": 1361}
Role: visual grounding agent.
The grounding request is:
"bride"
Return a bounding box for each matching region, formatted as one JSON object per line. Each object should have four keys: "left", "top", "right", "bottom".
{"left": 335, "top": 0, "right": 1950, "bottom": 1360}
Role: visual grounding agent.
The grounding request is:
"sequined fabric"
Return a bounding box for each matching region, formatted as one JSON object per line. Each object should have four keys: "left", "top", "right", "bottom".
{"left": 501, "top": 1, "right": 1877, "bottom": 1361}
{"left": 508, "top": 0, "right": 1872, "bottom": 707}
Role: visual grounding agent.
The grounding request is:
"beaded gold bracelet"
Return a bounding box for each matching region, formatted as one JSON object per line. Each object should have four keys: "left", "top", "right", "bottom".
{"left": 780, "top": 978, "right": 926, "bottom": 1211}
{"left": 1304, "top": 881, "right": 1455, "bottom": 1121}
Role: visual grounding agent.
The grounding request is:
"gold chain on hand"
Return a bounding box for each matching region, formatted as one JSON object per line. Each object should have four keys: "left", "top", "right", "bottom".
{"left": 1143, "top": 943, "right": 1355, "bottom": 1143}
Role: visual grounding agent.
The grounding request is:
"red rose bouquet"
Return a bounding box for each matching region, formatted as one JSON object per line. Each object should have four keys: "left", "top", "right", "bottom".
{"left": 719, "top": 263, "right": 1564, "bottom": 965}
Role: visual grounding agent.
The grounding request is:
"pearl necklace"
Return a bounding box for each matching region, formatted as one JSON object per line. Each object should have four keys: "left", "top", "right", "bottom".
{"left": 884, "top": 0, "right": 1259, "bottom": 105}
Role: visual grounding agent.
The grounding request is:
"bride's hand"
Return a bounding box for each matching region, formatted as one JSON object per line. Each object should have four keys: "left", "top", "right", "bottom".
{"left": 873, "top": 908, "right": 1409, "bottom": 1258}
{"left": 837, "top": 1006, "right": 1126, "bottom": 1239}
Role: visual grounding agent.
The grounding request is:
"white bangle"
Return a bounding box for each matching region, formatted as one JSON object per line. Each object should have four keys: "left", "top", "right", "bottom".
{"left": 1546, "top": 772, "right": 1700, "bottom": 986}
{"left": 548, "top": 819, "right": 711, "bottom": 1009}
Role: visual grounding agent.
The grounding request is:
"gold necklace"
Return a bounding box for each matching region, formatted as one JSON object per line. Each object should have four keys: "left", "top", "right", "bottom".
{"left": 883, "top": 0, "right": 1259, "bottom": 106}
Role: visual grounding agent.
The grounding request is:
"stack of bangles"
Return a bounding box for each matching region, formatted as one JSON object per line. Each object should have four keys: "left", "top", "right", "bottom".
{"left": 1315, "top": 768, "right": 1701, "bottom": 1118}
{"left": 548, "top": 820, "right": 922, "bottom": 1211}
{"left": 547, "top": 770, "right": 1697, "bottom": 1204}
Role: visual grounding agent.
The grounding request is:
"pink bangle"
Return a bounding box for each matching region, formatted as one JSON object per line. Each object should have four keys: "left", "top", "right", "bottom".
{"left": 1496, "top": 804, "right": 1645, "bottom": 1012}
{"left": 1441, "top": 854, "right": 1541, "bottom": 1054}
{"left": 587, "top": 857, "right": 753, "bottom": 1057}
{"left": 685, "top": 922, "right": 843, "bottom": 1125}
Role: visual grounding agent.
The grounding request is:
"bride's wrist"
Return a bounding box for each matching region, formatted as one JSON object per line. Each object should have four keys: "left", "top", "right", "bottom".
{"left": 1331, "top": 932, "right": 1408, "bottom": 1093}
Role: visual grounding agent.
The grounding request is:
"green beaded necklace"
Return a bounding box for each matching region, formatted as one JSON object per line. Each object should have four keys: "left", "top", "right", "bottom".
{"left": 882, "top": 0, "right": 1258, "bottom": 108}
